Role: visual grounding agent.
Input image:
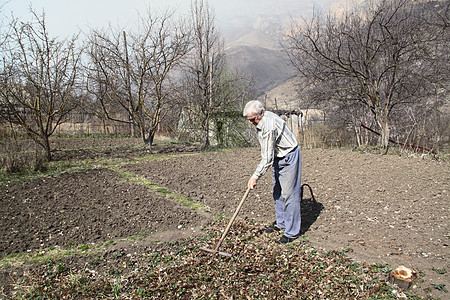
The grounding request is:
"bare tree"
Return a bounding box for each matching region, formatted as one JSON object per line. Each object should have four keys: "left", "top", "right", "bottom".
{"left": 0, "top": 1, "right": 10, "bottom": 47}
{"left": 85, "top": 8, "right": 191, "bottom": 151}
{"left": 181, "top": 0, "right": 252, "bottom": 148}
{"left": 286, "top": 0, "right": 449, "bottom": 152}
{"left": 184, "top": 0, "right": 223, "bottom": 148}
{"left": 0, "top": 10, "right": 82, "bottom": 161}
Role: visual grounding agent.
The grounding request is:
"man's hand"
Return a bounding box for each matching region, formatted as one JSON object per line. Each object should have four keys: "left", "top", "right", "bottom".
{"left": 248, "top": 177, "right": 257, "bottom": 190}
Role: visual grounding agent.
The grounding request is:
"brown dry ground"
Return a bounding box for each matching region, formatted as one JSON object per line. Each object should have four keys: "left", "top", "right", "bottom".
{"left": 0, "top": 137, "right": 448, "bottom": 298}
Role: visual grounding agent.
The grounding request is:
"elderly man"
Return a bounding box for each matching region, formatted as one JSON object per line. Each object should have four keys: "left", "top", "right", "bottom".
{"left": 243, "top": 100, "right": 302, "bottom": 243}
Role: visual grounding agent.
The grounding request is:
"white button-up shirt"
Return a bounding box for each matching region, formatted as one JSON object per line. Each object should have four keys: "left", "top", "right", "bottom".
{"left": 252, "top": 111, "right": 298, "bottom": 180}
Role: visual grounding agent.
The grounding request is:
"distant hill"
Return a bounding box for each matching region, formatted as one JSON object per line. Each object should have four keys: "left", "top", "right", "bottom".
{"left": 263, "top": 77, "right": 303, "bottom": 110}
{"left": 224, "top": 28, "right": 296, "bottom": 96}
{"left": 221, "top": 0, "right": 369, "bottom": 97}
{"left": 225, "top": 28, "right": 281, "bottom": 50}
{"left": 225, "top": 45, "right": 296, "bottom": 96}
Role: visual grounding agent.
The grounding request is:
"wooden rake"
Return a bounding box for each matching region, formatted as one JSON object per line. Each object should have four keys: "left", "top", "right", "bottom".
{"left": 199, "top": 187, "right": 251, "bottom": 257}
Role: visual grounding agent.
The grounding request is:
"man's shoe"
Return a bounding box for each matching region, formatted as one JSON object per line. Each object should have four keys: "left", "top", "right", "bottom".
{"left": 276, "top": 235, "right": 297, "bottom": 244}
{"left": 265, "top": 226, "right": 281, "bottom": 233}
{"left": 264, "top": 222, "right": 281, "bottom": 233}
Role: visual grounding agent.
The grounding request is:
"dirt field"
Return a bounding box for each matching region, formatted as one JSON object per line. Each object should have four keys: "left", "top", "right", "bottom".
{"left": 0, "top": 138, "right": 448, "bottom": 298}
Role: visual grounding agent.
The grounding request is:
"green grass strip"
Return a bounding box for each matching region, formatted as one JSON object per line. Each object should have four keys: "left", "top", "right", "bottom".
{"left": 0, "top": 152, "right": 201, "bottom": 185}
{"left": 110, "top": 167, "right": 206, "bottom": 212}
{"left": 0, "top": 241, "right": 116, "bottom": 268}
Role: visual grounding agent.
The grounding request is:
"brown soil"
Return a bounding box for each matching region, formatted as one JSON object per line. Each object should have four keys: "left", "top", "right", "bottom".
{"left": 0, "top": 169, "right": 208, "bottom": 255}
{"left": 0, "top": 139, "right": 448, "bottom": 298}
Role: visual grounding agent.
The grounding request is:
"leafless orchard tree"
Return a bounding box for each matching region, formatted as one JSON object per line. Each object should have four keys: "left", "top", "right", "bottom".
{"left": 181, "top": 0, "right": 251, "bottom": 148}
{"left": 0, "top": 1, "right": 9, "bottom": 47}
{"left": 0, "top": 10, "right": 82, "bottom": 161}
{"left": 183, "top": 0, "right": 223, "bottom": 148}
{"left": 85, "top": 8, "right": 191, "bottom": 151}
{"left": 286, "top": 0, "right": 449, "bottom": 153}
{"left": 186, "top": 0, "right": 225, "bottom": 148}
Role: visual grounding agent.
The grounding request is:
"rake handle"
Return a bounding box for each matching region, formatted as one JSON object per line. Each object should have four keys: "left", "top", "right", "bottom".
{"left": 214, "top": 187, "right": 251, "bottom": 251}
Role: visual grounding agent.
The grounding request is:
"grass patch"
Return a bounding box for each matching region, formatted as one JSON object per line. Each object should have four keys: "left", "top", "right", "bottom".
{"left": 123, "top": 231, "right": 152, "bottom": 241}
{"left": 111, "top": 167, "right": 206, "bottom": 211}
{"left": 0, "top": 239, "right": 124, "bottom": 269}
{"left": 432, "top": 267, "right": 447, "bottom": 274}
{"left": 0, "top": 149, "right": 200, "bottom": 185}
{"left": 1, "top": 247, "right": 81, "bottom": 268}
{"left": 431, "top": 283, "right": 447, "bottom": 293}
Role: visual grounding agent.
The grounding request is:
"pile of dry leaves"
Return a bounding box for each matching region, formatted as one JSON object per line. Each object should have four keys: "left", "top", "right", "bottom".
{"left": 17, "top": 220, "right": 417, "bottom": 299}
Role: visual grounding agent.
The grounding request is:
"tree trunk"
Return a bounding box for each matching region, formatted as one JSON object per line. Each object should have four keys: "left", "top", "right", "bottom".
{"left": 216, "top": 120, "right": 224, "bottom": 146}
{"left": 144, "top": 130, "right": 155, "bottom": 153}
{"left": 389, "top": 266, "right": 416, "bottom": 290}
{"left": 203, "top": 111, "right": 210, "bottom": 149}
{"left": 354, "top": 125, "right": 362, "bottom": 147}
{"left": 380, "top": 119, "right": 390, "bottom": 151}
{"left": 43, "top": 135, "right": 52, "bottom": 161}
{"left": 375, "top": 108, "right": 390, "bottom": 151}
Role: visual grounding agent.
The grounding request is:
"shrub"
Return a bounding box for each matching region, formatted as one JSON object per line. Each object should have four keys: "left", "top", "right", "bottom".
{"left": 0, "top": 138, "right": 47, "bottom": 174}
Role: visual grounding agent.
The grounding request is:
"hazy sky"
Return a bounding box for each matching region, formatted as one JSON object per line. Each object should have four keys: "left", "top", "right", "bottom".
{"left": 2, "top": 0, "right": 334, "bottom": 38}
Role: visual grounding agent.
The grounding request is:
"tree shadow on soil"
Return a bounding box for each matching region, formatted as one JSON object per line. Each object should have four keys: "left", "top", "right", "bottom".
{"left": 300, "top": 184, "right": 324, "bottom": 235}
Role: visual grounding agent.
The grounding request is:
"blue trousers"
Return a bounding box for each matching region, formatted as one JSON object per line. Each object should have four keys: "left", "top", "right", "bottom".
{"left": 272, "top": 146, "right": 302, "bottom": 238}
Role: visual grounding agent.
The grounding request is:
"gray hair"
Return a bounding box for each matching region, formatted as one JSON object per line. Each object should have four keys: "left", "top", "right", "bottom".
{"left": 243, "top": 100, "right": 264, "bottom": 117}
